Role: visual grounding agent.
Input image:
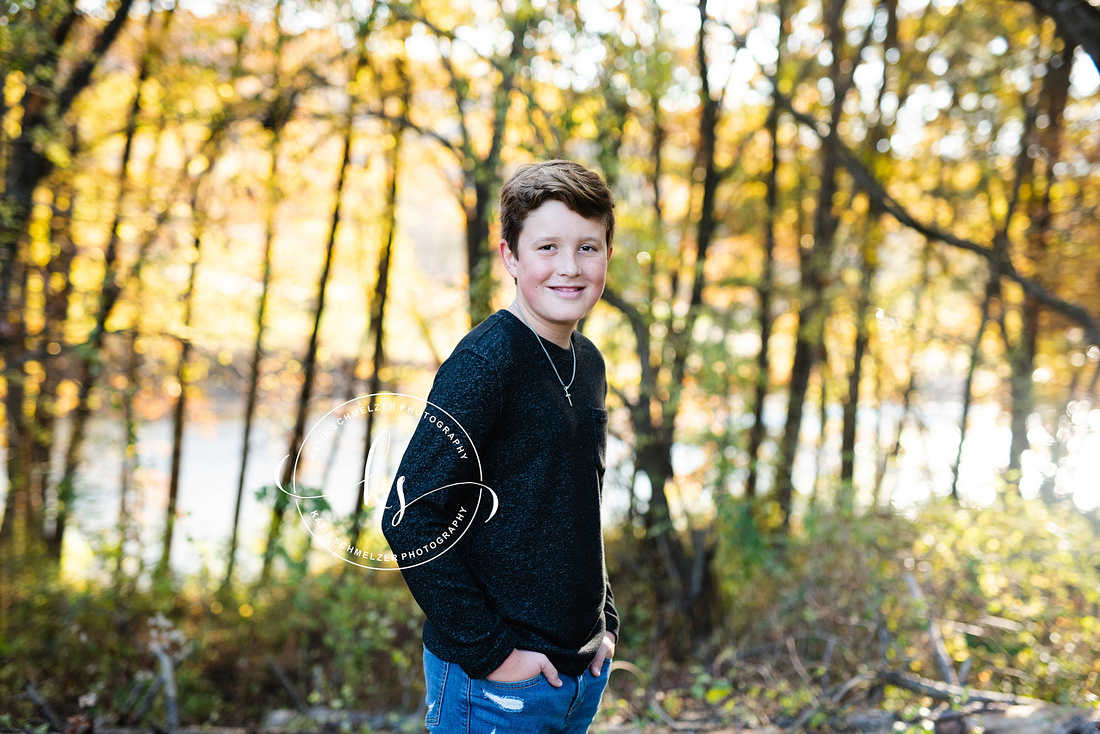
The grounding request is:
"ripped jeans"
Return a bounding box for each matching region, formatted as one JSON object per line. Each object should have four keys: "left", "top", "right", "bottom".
{"left": 421, "top": 645, "right": 611, "bottom": 734}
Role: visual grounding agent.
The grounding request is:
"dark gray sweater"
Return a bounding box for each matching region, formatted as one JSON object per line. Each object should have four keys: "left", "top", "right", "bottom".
{"left": 381, "top": 310, "right": 619, "bottom": 679}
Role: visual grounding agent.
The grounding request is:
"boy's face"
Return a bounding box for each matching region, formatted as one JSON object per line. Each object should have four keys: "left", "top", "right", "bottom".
{"left": 500, "top": 199, "right": 612, "bottom": 335}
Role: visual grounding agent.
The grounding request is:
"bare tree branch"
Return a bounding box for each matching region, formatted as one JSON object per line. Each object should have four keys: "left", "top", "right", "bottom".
{"left": 777, "top": 94, "right": 1100, "bottom": 347}
{"left": 361, "top": 109, "right": 461, "bottom": 155}
{"left": 601, "top": 286, "right": 657, "bottom": 389}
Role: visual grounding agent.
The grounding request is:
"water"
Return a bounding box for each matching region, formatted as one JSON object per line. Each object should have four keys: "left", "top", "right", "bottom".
{"left": 2, "top": 395, "right": 1097, "bottom": 581}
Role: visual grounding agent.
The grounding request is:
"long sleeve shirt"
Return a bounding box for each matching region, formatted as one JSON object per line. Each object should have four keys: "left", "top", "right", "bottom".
{"left": 381, "top": 310, "right": 619, "bottom": 679}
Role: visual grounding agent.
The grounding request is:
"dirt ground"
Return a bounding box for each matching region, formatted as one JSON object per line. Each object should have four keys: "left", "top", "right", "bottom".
{"left": 251, "top": 702, "right": 1100, "bottom": 734}
{"left": 590, "top": 705, "right": 1100, "bottom": 734}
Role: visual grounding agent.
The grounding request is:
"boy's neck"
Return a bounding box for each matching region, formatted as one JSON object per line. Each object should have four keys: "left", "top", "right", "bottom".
{"left": 507, "top": 302, "right": 575, "bottom": 349}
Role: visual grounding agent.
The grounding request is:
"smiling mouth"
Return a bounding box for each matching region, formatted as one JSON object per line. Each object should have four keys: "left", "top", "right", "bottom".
{"left": 550, "top": 285, "right": 585, "bottom": 292}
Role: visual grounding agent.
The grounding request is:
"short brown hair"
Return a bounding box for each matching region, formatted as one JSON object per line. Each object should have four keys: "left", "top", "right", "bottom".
{"left": 499, "top": 160, "right": 615, "bottom": 253}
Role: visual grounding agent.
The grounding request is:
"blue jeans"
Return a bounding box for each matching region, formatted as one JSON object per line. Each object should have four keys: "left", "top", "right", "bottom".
{"left": 422, "top": 645, "right": 611, "bottom": 733}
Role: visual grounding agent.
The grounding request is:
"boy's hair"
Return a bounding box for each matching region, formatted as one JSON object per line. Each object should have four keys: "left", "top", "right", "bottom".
{"left": 499, "top": 160, "right": 615, "bottom": 253}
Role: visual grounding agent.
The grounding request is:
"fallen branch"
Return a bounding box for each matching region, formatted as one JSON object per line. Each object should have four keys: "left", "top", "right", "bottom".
{"left": 149, "top": 642, "right": 179, "bottom": 729}
{"left": 785, "top": 637, "right": 816, "bottom": 692}
{"left": 266, "top": 656, "right": 308, "bottom": 713}
{"left": 904, "top": 571, "right": 959, "bottom": 687}
{"left": 783, "top": 671, "right": 878, "bottom": 733}
{"left": 784, "top": 667, "right": 1049, "bottom": 734}
{"left": 23, "top": 681, "right": 64, "bottom": 732}
{"left": 263, "top": 707, "right": 413, "bottom": 733}
{"left": 131, "top": 675, "right": 164, "bottom": 726}
{"left": 877, "top": 669, "right": 1044, "bottom": 706}
{"left": 647, "top": 699, "right": 693, "bottom": 732}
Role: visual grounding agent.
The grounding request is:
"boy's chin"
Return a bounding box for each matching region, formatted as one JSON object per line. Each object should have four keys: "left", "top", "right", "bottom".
{"left": 546, "top": 303, "right": 597, "bottom": 324}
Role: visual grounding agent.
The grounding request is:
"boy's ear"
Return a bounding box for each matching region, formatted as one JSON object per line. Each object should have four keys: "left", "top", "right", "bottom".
{"left": 499, "top": 239, "right": 518, "bottom": 278}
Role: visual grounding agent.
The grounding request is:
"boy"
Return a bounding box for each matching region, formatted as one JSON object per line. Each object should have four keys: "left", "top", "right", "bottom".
{"left": 382, "top": 160, "right": 619, "bottom": 733}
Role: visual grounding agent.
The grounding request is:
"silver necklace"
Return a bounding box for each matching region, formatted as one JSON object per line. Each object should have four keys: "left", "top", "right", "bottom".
{"left": 514, "top": 307, "right": 576, "bottom": 406}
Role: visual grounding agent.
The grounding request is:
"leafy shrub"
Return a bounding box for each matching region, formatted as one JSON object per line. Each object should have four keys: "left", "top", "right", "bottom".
{"left": 0, "top": 560, "right": 424, "bottom": 727}
{"left": 603, "top": 494, "right": 1100, "bottom": 725}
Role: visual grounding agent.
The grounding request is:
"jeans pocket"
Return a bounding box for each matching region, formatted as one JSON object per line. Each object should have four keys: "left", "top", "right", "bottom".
{"left": 477, "top": 672, "right": 545, "bottom": 690}
{"left": 587, "top": 656, "right": 612, "bottom": 678}
{"left": 422, "top": 646, "right": 449, "bottom": 727}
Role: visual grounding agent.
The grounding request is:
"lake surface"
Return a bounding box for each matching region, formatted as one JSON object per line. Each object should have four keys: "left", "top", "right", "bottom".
{"left": 1, "top": 395, "right": 1097, "bottom": 581}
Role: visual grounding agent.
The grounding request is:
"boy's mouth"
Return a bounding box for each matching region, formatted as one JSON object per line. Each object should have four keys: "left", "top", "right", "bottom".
{"left": 549, "top": 285, "right": 585, "bottom": 294}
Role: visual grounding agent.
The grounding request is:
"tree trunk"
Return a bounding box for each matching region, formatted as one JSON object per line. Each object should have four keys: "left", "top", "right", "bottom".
{"left": 875, "top": 368, "right": 914, "bottom": 509}
{"left": 28, "top": 128, "right": 79, "bottom": 557}
{"left": 0, "top": 0, "right": 135, "bottom": 569}
{"left": 121, "top": 11, "right": 177, "bottom": 575}
{"left": 0, "top": 265, "right": 35, "bottom": 561}
{"left": 1006, "top": 303, "right": 1038, "bottom": 491}
{"left": 118, "top": 328, "right": 141, "bottom": 575}
{"left": 260, "top": 74, "right": 354, "bottom": 584}
{"left": 225, "top": 137, "right": 279, "bottom": 589}
{"left": 225, "top": 7, "right": 288, "bottom": 591}
{"left": 744, "top": 0, "right": 785, "bottom": 499}
{"left": 950, "top": 275, "right": 997, "bottom": 502}
{"left": 645, "top": 0, "right": 722, "bottom": 532}
{"left": 838, "top": 221, "right": 877, "bottom": 514}
{"left": 0, "top": 0, "right": 136, "bottom": 315}
{"left": 810, "top": 357, "right": 829, "bottom": 509}
{"left": 874, "top": 243, "right": 929, "bottom": 508}
{"left": 464, "top": 10, "right": 528, "bottom": 325}
{"left": 1024, "top": 0, "right": 1100, "bottom": 72}
{"left": 1006, "top": 38, "right": 1075, "bottom": 491}
{"left": 349, "top": 11, "right": 401, "bottom": 545}
{"left": 598, "top": 0, "right": 731, "bottom": 648}
{"left": 48, "top": 10, "right": 167, "bottom": 562}
{"left": 0, "top": 120, "right": 78, "bottom": 565}
{"left": 642, "top": 0, "right": 726, "bottom": 640}
{"left": 772, "top": 0, "right": 851, "bottom": 531}
{"left": 159, "top": 145, "right": 218, "bottom": 577}
{"left": 999, "top": 89, "right": 1040, "bottom": 493}
{"left": 465, "top": 174, "right": 495, "bottom": 326}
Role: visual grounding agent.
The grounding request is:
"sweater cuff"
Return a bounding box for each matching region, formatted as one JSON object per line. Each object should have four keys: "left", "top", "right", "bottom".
{"left": 603, "top": 590, "right": 620, "bottom": 639}
{"left": 605, "top": 611, "right": 620, "bottom": 640}
{"left": 457, "top": 622, "right": 519, "bottom": 680}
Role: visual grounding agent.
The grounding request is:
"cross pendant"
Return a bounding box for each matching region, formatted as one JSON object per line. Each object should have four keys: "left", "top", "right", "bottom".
{"left": 564, "top": 388, "right": 573, "bottom": 406}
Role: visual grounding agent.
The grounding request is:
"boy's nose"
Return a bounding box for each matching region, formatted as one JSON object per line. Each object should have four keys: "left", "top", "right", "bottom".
{"left": 557, "top": 251, "right": 582, "bottom": 276}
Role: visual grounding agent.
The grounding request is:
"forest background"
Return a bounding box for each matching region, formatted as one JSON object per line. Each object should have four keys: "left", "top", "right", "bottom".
{"left": 2, "top": 0, "right": 1100, "bottom": 731}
